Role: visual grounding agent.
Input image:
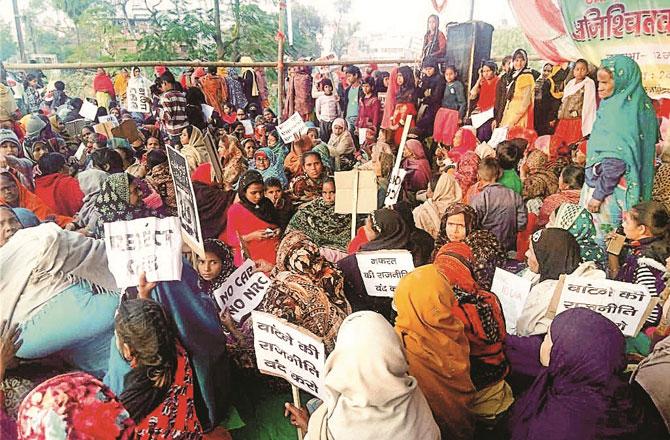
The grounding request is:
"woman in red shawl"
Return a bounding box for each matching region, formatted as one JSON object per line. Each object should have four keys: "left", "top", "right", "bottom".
{"left": 469, "top": 61, "right": 499, "bottom": 141}
{"left": 402, "top": 139, "right": 431, "bottom": 192}
{"left": 0, "top": 172, "right": 73, "bottom": 228}
{"left": 447, "top": 127, "right": 478, "bottom": 164}
{"left": 421, "top": 15, "right": 447, "bottom": 65}
{"left": 93, "top": 68, "right": 116, "bottom": 110}
{"left": 34, "top": 153, "right": 83, "bottom": 217}
{"left": 390, "top": 66, "right": 417, "bottom": 146}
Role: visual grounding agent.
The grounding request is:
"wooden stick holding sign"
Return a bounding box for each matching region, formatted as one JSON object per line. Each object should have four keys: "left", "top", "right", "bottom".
{"left": 292, "top": 385, "right": 304, "bottom": 440}
{"left": 203, "top": 130, "right": 224, "bottom": 183}
{"left": 334, "top": 170, "right": 377, "bottom": 238}
{"left": 351, "top": 169, "right": 359, "bottom": 239}
{"left": 384, "top": 115, "right": 413, "bottom": 207}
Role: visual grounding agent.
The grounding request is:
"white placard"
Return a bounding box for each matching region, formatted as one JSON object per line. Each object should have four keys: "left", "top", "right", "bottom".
{"left": 126, "top": 78, "right": 151, "bottom": 113}
{"left": 98, "top": 114, "right": 119, "bottom": 126}
{"left": 334, "top": 170, "right": 377, "bottom": 215}
{"left": 489, "top": 126, "right": 509, "bottom": 149}
{"left": 277, "top": 111, "right": 308, "bottom": 143}
{"left": 252, "top": 311, "right": 326, "bottom": 399}
{"left": 554, "top": 276, "right": 655, "bottom": 337}
{"left": 491, "top": 268, "right": 533, "bottom": 335}
{"left": 166, "top": 145, "right": 205, "bottom": 256}
{"left": 74, "top": 142, "right": 87, "bottom": 161}
{"left": 213, "top": 259, "right": 270, "bottom": 322}
{"left": 79, "top": 100, "right": 98, "bottom": 121}
{"left": 201, "top": 103, "right": 214, "bottom": 121}
{"left": 104, "top": 216, "right": 183, "bottom": 289}
{"left": 471, "top": 108, "right": 494, "bottom": 129}
{"left": 358, "top": 127, "right": 367, "bottom": 146}
{"left": 383, "top": 168, "right": 407, "bottom": 207}
{"left": 241, "top": 119, "right": 254, "bottom": 136}
{"left": 356, "top": 250, "right": 415, "bottom": 298}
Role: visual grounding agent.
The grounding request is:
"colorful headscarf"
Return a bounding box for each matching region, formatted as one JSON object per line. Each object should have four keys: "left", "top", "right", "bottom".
{"left": 198, "top": 238, "right": 236, "bottom": 295}
{"left": 551, "top": 203, "right": 606, "bottom": 265}
{"left": 464, "top": 230, "right": 507, "bottom": 291}
{"left": 448, "top": 128, "right": 478, "bottom": 163}
{"left": 94, "top": 172, "right": 158, "bottom": 236}
{"left": 237, "top": 169, "right": 279, "bottom": 225}
{"left": 530, "top": 227, "right": 582, "bottom": 282}
{"left": 361, "top": 208, "right": 410, "bottom": 252}
{"left": 587, "top": 55, "right": 658, "bottom": 209}
{"left": 17, "top": 372, "right": 134, "bottom": 440}
{"left": 434, "top": 202, "right": 479, "bottom": 253}
{"left": 286, "top": 197, "right": 351, "bottom": 251}
{"left": 254, "top": 146, "right": 288, "bottom": 187}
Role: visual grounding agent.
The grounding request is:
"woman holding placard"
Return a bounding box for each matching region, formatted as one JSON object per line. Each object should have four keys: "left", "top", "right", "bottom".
{"left": 284, "top": 311, "right": 440, "bottom": 439}
{"left": 516, "top": 228, "right": 604, "bottom": 337}
{"left": 223, "top": 170, "right": 281, "bottom": 267}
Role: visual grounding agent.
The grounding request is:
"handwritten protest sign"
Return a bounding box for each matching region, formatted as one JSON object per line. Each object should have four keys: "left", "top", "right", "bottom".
{"left": 252, "top": 311, "right": 326, "bottom": 399}
{"left": 126, "top": 78, "right": 151, "bottom": 113}
{"left": 356, "top": 250, "right": 415, "bottom": 298}
{"left": 98, "top": 114, "right": 119, "bottom": 126}
{"left": 201, "top": 104, "right": 214, "bottom": 122}
{"left": 277, "top": 112, "right": 308, "bottom": 143}
{"left": 491, "top": 268, "right": 533, "bottom": 335}
{"left": 213, "top": 259, "right": 270, "bottom": 322}
{"left": 104, "top": 216, "right": 183, "bottom": 288}
{"left": 471, "top": 108, "right": 494, "bottom": 129}
{"left": 64, "top": 119, "right": 87, "bottom": 139}
{"left": 489, "top": 127, "right": 509, "bottom": 149}
{"left": 383, "top": 168, "right": 407, "bottom": 207}
{"left": 79, "top": 100, "right": 98, "bottom": 121}
{"left": 550, "top": 276, "right": 656, "bottom": 337}
{"left": 166, "top": 145, "right": 205, "bottom": 257}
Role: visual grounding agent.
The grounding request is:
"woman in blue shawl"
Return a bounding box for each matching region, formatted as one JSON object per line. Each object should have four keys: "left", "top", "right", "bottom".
{"left": 253, "top": 147, "right": 288, "bottom": 187}
{"left": 581, "top": 55, "right": 658, "bottom": 241}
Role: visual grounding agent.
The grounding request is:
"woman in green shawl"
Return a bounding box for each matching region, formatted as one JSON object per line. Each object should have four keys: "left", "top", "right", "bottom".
{"left": 581, "top": 55, "right": 658, "bottom": 242}
{"left": 286, "top": 177, "right": 351, "bottom": 252}
{"left": 549, "top": 202, "right": 606, "bottom": 267}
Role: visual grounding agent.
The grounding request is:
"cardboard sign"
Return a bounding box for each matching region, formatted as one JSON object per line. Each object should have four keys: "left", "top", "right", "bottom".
{"left": 356, "top": 250, "right": 415, "bottom": 298}
{"left": 277, "top": 112, "right": 308, "bottom": 143}
{"left": 126, "top": 78, "right": 151, "bottom": 113}
{"left": 64, "top": 119, "right": 88, "bottom": 139}
{"left": 94, "top": 122, "right": 116, "bottom": 139}
{"left": 104, "top": 216, "right": 183, "bottom": 288}
{"left": 79, "top": 100, "right": 98, "bottom": 121}
{"left": 606, "top": 233, "right": 626, "bottom": 256}
{"left": 383, "top": 168, "right": 407, "bottom": 207}
{"left": 213, "top": 259, "right": 270, "bottom": 322}
{"left": 98, "top": 114, "right": 119, "bottom": 126}
{"left": 333, "top": 170, "right": 377, "bottom": 214}
{"left": 489, "top": 127, "right": 509, "bottom": 149}
{"left": 166, "top": 145, "right": 205, "bottom": 257}
{"left": 252, "top": 311, "right": 326, "bottom": 399}
{"left": 491, "top": 268, "right": 533, "bottom": 335}
{"left": 550, "top": 276, "right": 656, "bottom": 337}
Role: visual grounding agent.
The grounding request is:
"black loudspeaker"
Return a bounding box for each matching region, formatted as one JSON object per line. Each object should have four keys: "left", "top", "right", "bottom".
{"left": 445, "top": 21, "right": 495, "bottom": 111}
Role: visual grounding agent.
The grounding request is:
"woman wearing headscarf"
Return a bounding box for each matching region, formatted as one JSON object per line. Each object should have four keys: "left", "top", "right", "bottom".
{"left": 223, "top": 169, "right": 281, "bottom": 267}
{"left": 380, "top": 67, "right": 399, "bottom": 130}
{"left": 434, "top": 242, "right": 513, "bottom": 426}
{"left": 455, "top": 151, "right": 480, "bottom": 200}
{"left": 630, "top": 334, "right": 670, "bottom": 438}
{"left": 500, "top": 49, "right": 535, "bottom": 130}
{"left": 582, "top": 55, "right": 658, "bottom": 242}
{"left": 327, "top": 118, "right": 355, "bottom": 171}
{"left": 34, "top": 152, "right": 84, "bottom": 217}
{"left": 144, "top": 150, "right": 177, "bottom": 216}
{"left": 260, "top": 231, "right": 351, "bottom": 352}
{"left": 470, "top": 60, "right": 499, "bottom": 141}
{"left": 284, "top": 66, "right": 314, "bottom": 121}
{"left": 73, "top": 168, "right": 108, "bottom": 234}
{"left": 179, "top": 125, "right": 208, "bottom": 173}
{"left": 16, "top": 372, "right": 135, "bottom": 439}
{"left": 416, "top": 57, "right": 446, "bottom": 139}
{"left": 548, "top": 203, "right": 605, "bottom": 266}
{"left": 421, "top": 14, "right": 447, "bottom": 66}
{"left": 413, "top": 172, "right": 462, "bottom": 239}
{"left": 286, "top": 178, "right": 351, "bottom": 253}
{"left": 534, "top": 63, "right": 569, "bottom": 136}
{"left": 93, "top": 68, "right": 116, "bottom": 110}
{"left": 401, "top": 139, "right": 431, "bottom": 192}
{"left": 254, "top": 147, "right": 289, "bottom": 188}
{"left": 394, "top": 263, "right": 476, "bottom": 439}
{"left": 515, "top": 228, "right": 605, "bottom": 336}
{"left": 285, "top": 311, "right": 441, "bottom": 440}
{"left": 113, "top": 68, "right": 130, "bottom": 104}
{"left": 506, "top": 308, "right": 640, "bottom": 439}
{"left": 444, "top": 126, "right": 478, "bottom": 164}
{"left": 338, "top": 208, "right": 410, "bottom": 322}
{"left": 283, "top": 134, "right": 311, "bottom": 179}
{"left": 389, "top": 66, "right": 417, "bottom": 146}
{"left": 0, "top": 172, "right": 73, "bottom": 228}
{"left": 114, "top": 299, "right": 204, "bottom": 437}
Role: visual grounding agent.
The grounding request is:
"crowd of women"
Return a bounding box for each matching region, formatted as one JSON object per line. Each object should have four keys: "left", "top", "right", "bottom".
{"left": 0, "top": 13, "right": 670, "bottom": 439}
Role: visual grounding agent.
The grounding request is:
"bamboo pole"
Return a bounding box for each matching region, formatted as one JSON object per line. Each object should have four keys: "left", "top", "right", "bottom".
{"left": 3, "top": 56, "right": 543, "bottom": 71}
{"left": 277, "top": 1, "right": 286, "bottom": 121}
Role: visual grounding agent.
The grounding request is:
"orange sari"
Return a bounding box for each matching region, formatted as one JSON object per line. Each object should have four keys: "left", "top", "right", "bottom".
{"left": 0, "top": 173, "right": 72, "bottom": 227}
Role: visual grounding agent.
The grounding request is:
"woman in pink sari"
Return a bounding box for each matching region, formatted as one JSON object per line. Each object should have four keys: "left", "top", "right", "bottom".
{"left": 402, "top": 139, "right": 432, "bottom": 192}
